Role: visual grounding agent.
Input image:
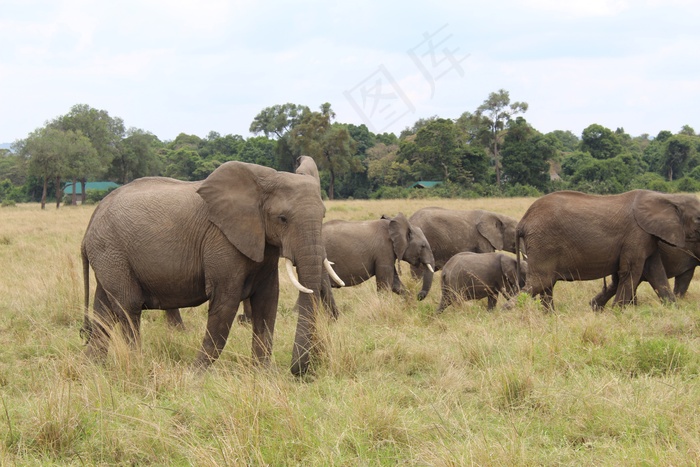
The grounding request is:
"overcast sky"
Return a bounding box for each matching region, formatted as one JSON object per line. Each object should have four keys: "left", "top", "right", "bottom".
{"left": 2, "top": 0, "right": 698, "bottom": 144}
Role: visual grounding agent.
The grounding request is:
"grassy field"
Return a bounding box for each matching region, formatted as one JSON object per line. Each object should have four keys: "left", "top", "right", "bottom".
{"left": 0, "top": 197, "right": 699, "bottom": 465}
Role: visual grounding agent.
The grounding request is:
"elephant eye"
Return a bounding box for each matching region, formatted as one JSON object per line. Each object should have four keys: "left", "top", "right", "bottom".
{"left": 278, "top": 214, "right": 288, "bottom": 224}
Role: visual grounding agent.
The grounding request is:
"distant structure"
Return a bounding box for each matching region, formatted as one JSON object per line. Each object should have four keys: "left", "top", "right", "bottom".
{"left": 64, "top": 181, "right": 120, "bottom": 195}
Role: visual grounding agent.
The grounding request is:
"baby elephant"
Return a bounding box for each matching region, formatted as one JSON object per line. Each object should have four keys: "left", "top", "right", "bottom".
{"left": 437, "top": 252, "right": 527, "bottom": 313}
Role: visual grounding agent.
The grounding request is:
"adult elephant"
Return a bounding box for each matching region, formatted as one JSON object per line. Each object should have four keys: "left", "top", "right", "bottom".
{"left": 515, "top": 190, "right": 700, "bottom": 310}
{"left": 320, "top": 213, "right": 435, "bottom": 317}
{"left": 591, "top": 240, "right": 700, "bottom": 308}
{"left": 156, "top": 156, "right": 325, "bottom": 329}
{"left": 408, "top": 207, "right": 519, "bottom": 285}
{"left": 81, "top": 159, "right": 339, "bottom": 376}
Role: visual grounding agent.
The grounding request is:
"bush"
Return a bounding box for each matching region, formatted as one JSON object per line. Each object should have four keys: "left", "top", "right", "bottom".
{"left": 503, "top": 183, "right": 542, "bottom": 197}
{"left": 675, "top": 176, "right": 700, "bottom": 193}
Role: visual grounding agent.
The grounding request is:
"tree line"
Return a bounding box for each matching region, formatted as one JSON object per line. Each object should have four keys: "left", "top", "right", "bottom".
{"left": 1, "top": 90, "right": 699, "bottom": 208}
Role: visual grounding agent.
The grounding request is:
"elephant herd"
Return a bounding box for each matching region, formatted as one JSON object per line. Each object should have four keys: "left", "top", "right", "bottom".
{"left": 79, "top": 158, "right": 700, "bottom": 376}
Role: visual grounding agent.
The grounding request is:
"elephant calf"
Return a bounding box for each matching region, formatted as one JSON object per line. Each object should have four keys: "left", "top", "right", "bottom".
{"left": 437, "top": 252, "right": 527, "bottom": 313}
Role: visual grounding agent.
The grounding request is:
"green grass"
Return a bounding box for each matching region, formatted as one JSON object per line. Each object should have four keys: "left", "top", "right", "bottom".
{"left": 0, "top": 199, "right": 699, "bottom": 465}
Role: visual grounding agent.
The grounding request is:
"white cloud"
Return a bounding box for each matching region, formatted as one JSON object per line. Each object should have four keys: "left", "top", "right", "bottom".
{"left": 523, "top": 0, "right": 630, "bottom": 16}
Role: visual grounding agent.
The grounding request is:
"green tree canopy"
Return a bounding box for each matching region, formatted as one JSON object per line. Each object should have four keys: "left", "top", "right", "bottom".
{"left": 111, "top": 128, "right": 163, "bottom": 184}
{"left": 250, "top": 103, "right": 310, "bottom": 171}
{"left": 579, "top": 124, "right": 623, "bottom": 159}
{"left": 501, "top": 117, "right": 554, "bottom": 190}
{"left": 24, "top": 127, "right": 68, "bottom": 209}
{"left": 474, "top": 89, "right": 528, "bottom": 185}
{"left": 289, "top": 103, "right": 360, "bottom": 200}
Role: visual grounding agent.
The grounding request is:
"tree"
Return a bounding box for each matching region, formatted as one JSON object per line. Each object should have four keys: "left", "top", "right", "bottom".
{"left": 579, "top": 124, "right": 622, "bottom": 160}
{"left": 500, "top": 117, "right": 554, "bottom": 190}
{"left": 662, "top": 134, "right": 698, "bottom": 181}
{"left": 474, "top": 89, "right": 528, "bottom": 185}
{"left": 53, "top": 104, "right": 125, "bottom": 202}
{"left": 24, "top": 127, "right": 67, "bottom": 209}
{"left": 547, "top": 130, "right": 579, "bottom": 152}
{"left": 62, "top": 130, "right": 98, "bottom": 205}
{"left": 113, "top": 128, "right": 163, "bottom": 184}
{"left": 289, "top": 103, "right": 360, "bottom": 200}
{"left": 250, "top": 103, "right": 310, "bottom": 171}
{"left": 238, "top": 136, "right": 277, "bottom": 167}
{"left": 366, "top": 142, "right": 407, "bottom": 190}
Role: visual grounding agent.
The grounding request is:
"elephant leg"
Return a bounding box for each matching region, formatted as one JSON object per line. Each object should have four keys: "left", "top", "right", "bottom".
{"left": 643, "top": 251, "right": 675, "bottom": 303}
{"left": 85, "top": 280, "right": 143, "bottom": 356}
{"left": 539, "top": 286, "right": 554, "bottom": 312}
{"left": 391, "top": 266, "right": 406, "bottom": 295}
{"left": 84, "top": 283, "right": 115, "bottom": 359}
{"left": 320, "top": 271, "right": 339, "bottom": 320}
{"left": 486, "top": 292, "right": 498, "bottom": 310}
{"left": 375, "top": 263, "right": 400, "bottom": 294}
{"left": 673, "top": 269, "right": 695, "bottom": 298}
{"left": 517, "top": 274, "right": 556, "bottom": 311}
{"left": 436, "top": 286, "right": 453, "bottom": 314}
{"left": 237, "top": 299, "right": 253, "bottom": 324}
{"left": 614, "top": 261, "right": 644, "bottom": 307}
{"left": 590, "top": 275, "right": 618, "bottom": 311}
{"left": 248, "top": 266, "right": 281, "bottom": 367}
{"left": 194, "top": 292, "right": 241, "bottom": 369}
{"left": 164, "top": 309, "right": 185, "bottom": 329}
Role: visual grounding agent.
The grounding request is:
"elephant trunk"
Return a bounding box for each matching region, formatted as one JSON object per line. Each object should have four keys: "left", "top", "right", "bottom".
{"left": 290, "top": 242, "right": 324, "bottom": 376}
{"left": 417, "top": 250, "right": 436, "bottom": 301}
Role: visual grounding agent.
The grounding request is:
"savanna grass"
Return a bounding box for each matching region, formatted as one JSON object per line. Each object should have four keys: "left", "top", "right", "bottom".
{"left": 0, "top": 198, "right": 698, "bottom": 465}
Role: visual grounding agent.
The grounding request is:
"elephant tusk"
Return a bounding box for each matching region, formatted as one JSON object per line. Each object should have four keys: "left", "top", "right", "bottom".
{"left": 427, "top": 264, "right": 435, "bottom": 273}
{"left": 324, "top": 259, "right": 345, "bottom": 287}
{"left": 285, "top": 258, "right": 314, "bottom": 294}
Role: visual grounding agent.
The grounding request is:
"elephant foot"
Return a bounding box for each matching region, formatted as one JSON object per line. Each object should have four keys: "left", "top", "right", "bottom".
{"left": 165, "top": 316, "right": 186, "bottom": 330}
{"left": 237, "top": 313, "right": 252, "bottom": 325}
{"left": 589, "top": 299, "right": 605, "bottom": 312}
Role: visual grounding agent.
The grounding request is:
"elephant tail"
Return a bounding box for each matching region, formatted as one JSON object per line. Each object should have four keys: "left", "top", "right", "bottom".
{"left": 80, "top": 243, "right": 92, "bottom": 343}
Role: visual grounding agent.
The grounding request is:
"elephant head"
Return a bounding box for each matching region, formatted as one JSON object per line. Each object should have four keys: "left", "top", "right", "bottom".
{"left": 197, "top": 161, "right": 326, "bottom": 375}
{"left": 477, "top": 211, "right": 518, "bottom": 253}
{"left": 385, "top": 213, "right": 436, "bottom": 299}
{"left": 633, "top": 190, "right": 700, "bottom": 248}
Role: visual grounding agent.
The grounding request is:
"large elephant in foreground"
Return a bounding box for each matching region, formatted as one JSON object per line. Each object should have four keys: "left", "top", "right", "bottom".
{"left": 591, "top": 240, "right": 700, "bottom": 308}
{"left": 515, "top": 190, "right": 700, "bottom": 310}
{"left": 155, "top": 156, "right": 325, "bottom": 329}
{"left": 321, "top": 213, "right": 435, "bottom": 317}
{"left": 81, "top": 159, "right": 337, "bottom": 376}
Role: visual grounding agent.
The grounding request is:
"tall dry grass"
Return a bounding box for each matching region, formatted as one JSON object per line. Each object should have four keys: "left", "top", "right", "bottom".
{"left": 0, "top": 198, "right": 698, "bottom": 465}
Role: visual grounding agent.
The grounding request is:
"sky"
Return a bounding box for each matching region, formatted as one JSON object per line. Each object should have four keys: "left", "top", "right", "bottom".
{"left": 1, "top": 0, "right": 699, "bottom": 144}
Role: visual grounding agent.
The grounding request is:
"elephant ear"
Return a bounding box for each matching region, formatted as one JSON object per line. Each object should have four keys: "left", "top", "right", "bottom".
{"left": 295, "top": 155, "right": 320, "bottom": 183}
{"left": 197, "top": 161, "right": 274, "bottom": 263}
{"left": 388, "top": 213, "right": 410, "bottom": 261}
{"left": 477, "top": 213, "right": 505, "bottom": 250}
{"left": 633, "top": 191, "right": 685, "bottom": 247}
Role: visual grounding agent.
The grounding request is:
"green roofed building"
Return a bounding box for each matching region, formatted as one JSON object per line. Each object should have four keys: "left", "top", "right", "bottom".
{"left": 64, "top": 181, "right": 120, "bottom": 195}
{"left": 408, "top": 181, "right": 443, "bottom": 189}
